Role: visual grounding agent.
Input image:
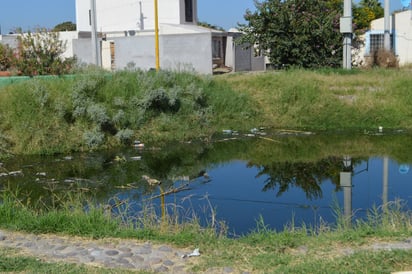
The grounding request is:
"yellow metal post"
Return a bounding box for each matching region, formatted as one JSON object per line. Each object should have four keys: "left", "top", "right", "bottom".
{"left": 154, "top": 0, "right": 160, "bottom": 71}
{"left": 159, "top": 186, "right": 166, "bottom": 231}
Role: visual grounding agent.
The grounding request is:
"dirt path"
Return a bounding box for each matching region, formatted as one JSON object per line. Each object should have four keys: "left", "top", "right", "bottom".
{"left": 1, "top": 229, "right": 412, "bottom": 273}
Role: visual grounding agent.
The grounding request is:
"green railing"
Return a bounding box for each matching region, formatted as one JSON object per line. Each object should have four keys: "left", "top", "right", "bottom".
{"left": 0, "top": 75, "right": 77, "bottom": 88}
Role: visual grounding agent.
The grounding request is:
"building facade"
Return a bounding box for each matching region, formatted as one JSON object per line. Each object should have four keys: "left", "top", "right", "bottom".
{"left": 364, "top": 10, "right": 412, "bottom": 66}
{"left": 75, "top": 0, "right": 198, "bottom": 33}
{"left": 1, "top": 0, "right": 264, "bottom": 75}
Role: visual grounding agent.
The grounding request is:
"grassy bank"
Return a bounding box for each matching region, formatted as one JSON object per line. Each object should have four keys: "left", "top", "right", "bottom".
{"left": 1, "top": 189, "right": 412, "bottom": 273}
{"left": 1, "top": 68, "right": 412, "bottom": 157}
{"left": 1, "top": 68, "right": 412, "bottom": 272}
{"left": 219, "top": 68, "right": 412, "bottom": 130}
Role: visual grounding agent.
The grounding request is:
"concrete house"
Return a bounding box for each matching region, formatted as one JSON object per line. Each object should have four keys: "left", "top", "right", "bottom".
{"left": 73, "top": 0, "right": 265, "bottom": 74}
{"left": 73, "top": 0, "right": 231, "bottom": 74}
{"left": 1, "top": 0, "right": 265, "bottom": 74}
{"left": 363, "top": 9, "right": 412, "bottom": 66}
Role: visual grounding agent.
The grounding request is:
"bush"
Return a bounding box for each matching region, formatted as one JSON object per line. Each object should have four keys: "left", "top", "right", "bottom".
{"left": 115, "top": 129, "right": 134, "bottom": 145}
{"left": 368, "top": 49, "right": 399, "bottom": 68}
{"left": 0, "top": 43, "right": 15, "bottom": 71}
{"left": 83, "top": 127, "right": 105, "bottom": 148}
{"left": 15, "top": 29, "right": 76, "bottom": 76}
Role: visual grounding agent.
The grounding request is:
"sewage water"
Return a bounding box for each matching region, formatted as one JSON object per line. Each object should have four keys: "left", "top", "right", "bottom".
{"left": 1, "top": 131, "right": 412, "bottom": 236}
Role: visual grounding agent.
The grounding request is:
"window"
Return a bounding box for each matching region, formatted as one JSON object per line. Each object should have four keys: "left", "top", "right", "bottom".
{"left": 185, "top": 0, "right": 193, "bottom": 22}
{"left": 369, "top": 33, "right": 393, "bottom": 54}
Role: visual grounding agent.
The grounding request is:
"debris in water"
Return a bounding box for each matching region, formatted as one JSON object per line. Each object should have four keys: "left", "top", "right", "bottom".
{"left": 130, "top": 156, "right": 142, "bottom": 161}
{"left": 142, "top": 175, "right": 161, "bottom": 186}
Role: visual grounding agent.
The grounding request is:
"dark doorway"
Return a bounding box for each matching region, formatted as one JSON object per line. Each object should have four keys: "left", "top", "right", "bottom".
{"left": 185, "top": 0, "right": 193, "bottom": 22}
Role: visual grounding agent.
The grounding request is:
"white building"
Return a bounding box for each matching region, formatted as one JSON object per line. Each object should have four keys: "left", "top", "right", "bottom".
{"left": 364, "top": 9, "right": 412, "bottom": 66}
{"left": 73, "top": 0, "right": 264, "bottom": 74}
{"left": 73, "top": 0, "right": 220, "bottom": 74}
{"left": 76, "top": 0, "right": 198, "bottom": 33}
{"left": 1, "top": 0, "right": 264, "bottom": 74}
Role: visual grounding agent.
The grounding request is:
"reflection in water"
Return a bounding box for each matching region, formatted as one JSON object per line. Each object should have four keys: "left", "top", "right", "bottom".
{"left": 1, "top": 133, "right": 412, "bottom": 235}
{"left": 340, "top": 156, "right": 353, "bottom": 226}
{"left": 383, "top": 156, "right": 389, "bottom": 209}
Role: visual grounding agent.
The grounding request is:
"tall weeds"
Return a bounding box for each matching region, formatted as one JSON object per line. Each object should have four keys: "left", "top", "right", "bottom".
{"left": 0, "top": 69, "right": 258, "bottom": 155}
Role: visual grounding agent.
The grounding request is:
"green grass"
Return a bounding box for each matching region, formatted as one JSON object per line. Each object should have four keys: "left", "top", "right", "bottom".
{"left": 1, "top": 68, "right": 412, "bottom": 157}
{"left": 1, "top": 187, "right": 412, "bottom": 273}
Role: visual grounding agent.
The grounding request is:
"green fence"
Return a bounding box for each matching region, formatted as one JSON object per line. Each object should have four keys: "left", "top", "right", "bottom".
{"left": 0, "top": 75, "right": 77, "bottom": 88}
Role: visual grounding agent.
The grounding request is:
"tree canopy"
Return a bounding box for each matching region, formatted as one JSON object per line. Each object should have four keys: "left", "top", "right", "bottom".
{"left": 353, "top": 0, "right": 384, "bottom": 33}
{"left": 53, "top": 21, "right": 77, "bottom": 32}
{"left": 198, "top": 21, "right": 225, "bottom": 31}
{"left": 237, "top": 0, "right": 383, "bottom": 69}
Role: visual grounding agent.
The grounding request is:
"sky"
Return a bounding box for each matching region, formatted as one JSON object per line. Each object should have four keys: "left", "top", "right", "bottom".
{"left": 0, "top": 0, "right": 256, "bottom": 34}
{"left": 0, "top": 0, "right": 406, "bottom": 34}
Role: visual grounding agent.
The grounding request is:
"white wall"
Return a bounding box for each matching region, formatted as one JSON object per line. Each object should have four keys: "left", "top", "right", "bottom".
{"left": 114, "top": 32, "right": 212, "bottom": 74}
{"left": 73, "top": 32, "right": 212, "bottom": 74}
{"left": 369, "top": 10, "right": 412, "bottom": 65}
{"left": 76, "top": 0, "right": 198, "bottom": 32}
{"left": 58, "top": 31, "right": 79, "bottom": 59}
{"left": 393, "top": 11, "right": 412, "bottom": 65}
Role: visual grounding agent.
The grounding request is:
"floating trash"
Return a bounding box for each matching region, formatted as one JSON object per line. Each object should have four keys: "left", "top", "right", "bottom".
{"left": 142, "top": 175, "right": 161, "bottom": 186}
{"left": 182, "top": 248, "right": 200, "bottom": 258}
{"left": 8, "top": 171, "right": 23, "bottom": 176}
{"left": 250, "top": 128, "right": 259, "bottom": 134}
{"left": 134, "top": 143, "right": 145, "bottom": 148}
{"left": 130, "top": 156, "right": 142, "bottom": 161}
{"left": 399, "top": 164, "right": 410, "bottom": 175}
{"left": 222, "top": 129, "right": 233, "bottom": 134}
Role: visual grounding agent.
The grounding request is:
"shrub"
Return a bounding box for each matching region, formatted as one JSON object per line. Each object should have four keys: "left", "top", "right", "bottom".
{"left": 368, "top": 49, "right": 399, "bottom": 68}
{"left": 72, "top": 76, "right": 106, "bottom": 117}
{"left": 139, "top": 88, "right": 181, "bottom": 113}
{"left": 15, "top": 29, "right": 76, "bottom": 76}
{"left": 86, "top": 103, "right": 110, "bottom": 125}
{"left": 115, "top": 128, "right": 134, "bottom": 145}
{"left": 0, "top": 43, "right": 16, "bottom": 71}
{"left": 83, "top": 127, "right": 105, "bottom": 148}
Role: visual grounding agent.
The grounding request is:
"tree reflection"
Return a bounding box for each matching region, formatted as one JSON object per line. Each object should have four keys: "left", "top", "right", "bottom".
{"left": 248, "top": 157, "right": 346, "bottom": 200}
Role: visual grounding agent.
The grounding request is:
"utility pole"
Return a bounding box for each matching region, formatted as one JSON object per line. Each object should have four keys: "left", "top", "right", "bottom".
{"left": 341, "top": 0, "right": 352, "bottom": 69}
{"left": 154, "top": 0, "right": 160, "bottom": 71}
{"left": 384, "top": 0, "right": 391, "bottom": 51}
{"left": 139, "top": 1, "right": 145, "bottom": 31}
{"left": 90, "top": 0, "right": 101, "bottom": 66}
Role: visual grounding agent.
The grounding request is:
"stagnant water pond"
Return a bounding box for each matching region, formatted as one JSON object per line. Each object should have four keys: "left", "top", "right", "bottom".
{"left": 1, "top": 129, "right": 412, "bottom": 236}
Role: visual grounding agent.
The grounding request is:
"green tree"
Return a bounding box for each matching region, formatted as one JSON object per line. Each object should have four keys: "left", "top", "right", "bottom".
{"left": 53, "top": 21, "right": 77, "bottom": 32}
{"left": 197, "top": 21, "right": 225, "bottom": 31}
{"left": 15, "top": 28, "right": 76, "bottom": 76}
{"left": 237, "top": 0, "right": 344, "bottom": 68}
{"left": 353, "top": 0, "right": 384, "bottom": 33}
